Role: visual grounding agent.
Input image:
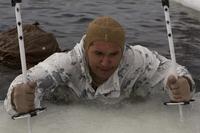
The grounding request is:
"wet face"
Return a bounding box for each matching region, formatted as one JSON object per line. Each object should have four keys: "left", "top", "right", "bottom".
{"left": 86, "top": 41, "right": 123, "bottom": 83}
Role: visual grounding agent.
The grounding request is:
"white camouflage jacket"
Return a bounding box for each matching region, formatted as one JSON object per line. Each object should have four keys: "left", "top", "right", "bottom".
{"left": 4, "top": 36, "right": 195, "bottom": 115}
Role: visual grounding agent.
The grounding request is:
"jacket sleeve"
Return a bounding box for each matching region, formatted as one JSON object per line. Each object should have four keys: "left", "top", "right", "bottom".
{"left": 132, "top": 45, "right": 195, "bottom": 97}
{"left": 4, "top": 52, "right": 73, "bottom": 115}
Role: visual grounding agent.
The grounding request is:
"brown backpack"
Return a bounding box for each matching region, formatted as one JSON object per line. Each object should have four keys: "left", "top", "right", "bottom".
{"left": 0, "top": 22, "right": 61, "bottom": 69}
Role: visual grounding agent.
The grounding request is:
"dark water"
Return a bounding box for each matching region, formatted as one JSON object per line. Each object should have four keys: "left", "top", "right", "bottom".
{"left": 0, "top": 0, "right": 200, "bottom": 100}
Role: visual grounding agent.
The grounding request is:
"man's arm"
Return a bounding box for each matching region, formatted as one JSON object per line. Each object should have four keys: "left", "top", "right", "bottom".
{"left": 148, "top": 49, "right": 195, "bottom": 101}
{"left": 4, "top": 52, "right": 73, "bottom": 115}
{"left": 132, "top": 45, "right": 195, "bottom": 100}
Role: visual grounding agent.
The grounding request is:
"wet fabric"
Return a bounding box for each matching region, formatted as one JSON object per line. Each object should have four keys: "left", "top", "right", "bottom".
{"left": 4, "top": 35, "right": 195, "bottom": 115}
{"left": 0, "top": 22, "right": 61, "bottom": 68}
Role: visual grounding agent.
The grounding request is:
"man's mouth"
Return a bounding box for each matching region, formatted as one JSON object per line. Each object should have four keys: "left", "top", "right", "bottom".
{"left": 98, "top": 67, "right": 112, "bottom": 72}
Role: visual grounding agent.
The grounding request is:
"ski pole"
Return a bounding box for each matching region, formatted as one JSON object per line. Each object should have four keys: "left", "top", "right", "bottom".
{"left": 161, "top": 0, "right": 190, "bottom": 122}
{"left": 11, "top": 0, "right": 33, "bottom": 132}
{"left": 11, "top": 0, "right": 46, "bottom": 132}
{"left": 11, "top": 0, "right": 27, "bottom": 81}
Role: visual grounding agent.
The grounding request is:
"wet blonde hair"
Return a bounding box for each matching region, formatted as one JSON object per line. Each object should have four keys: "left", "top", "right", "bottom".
{"left": 84, "top": 16, "right": 125, "bottom": 52}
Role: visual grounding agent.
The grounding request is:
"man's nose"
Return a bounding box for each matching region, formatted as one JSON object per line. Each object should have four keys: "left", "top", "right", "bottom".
{"left": 100, "top": 56, "right": 111, "bottom": 67}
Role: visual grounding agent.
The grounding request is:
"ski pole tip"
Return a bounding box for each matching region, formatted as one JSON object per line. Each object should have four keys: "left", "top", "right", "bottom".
{"left": 11, "top": 0, "right": 22, "bottom": 7}
{"left": 162, "top": 0, "right": 169, "bottom": 7}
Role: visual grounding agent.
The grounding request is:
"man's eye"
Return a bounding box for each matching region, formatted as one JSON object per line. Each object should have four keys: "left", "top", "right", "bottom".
{"left": 95, "top": 51, "right": 103, "bottom": 56}
{"left": 110, "top": 52, "right": 118, "bottom": 57}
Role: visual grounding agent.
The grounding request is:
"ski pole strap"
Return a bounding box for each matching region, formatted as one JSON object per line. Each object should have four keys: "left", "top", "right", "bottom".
{"left": 12, "top": 107, "right": 47, "bottom": 120}
{"left": 161, "top": 0, "right": 169, "bottom": 7}
{"left": 164, "top": 99, "right": 195, "bottom": 106}
{"left": 11, "top": 0, "right": 22, "bottom": 7}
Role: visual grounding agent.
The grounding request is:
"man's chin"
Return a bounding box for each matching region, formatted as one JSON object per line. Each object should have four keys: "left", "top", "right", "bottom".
{"left": 97, "top": 73, "right": 112, "bottom": 81}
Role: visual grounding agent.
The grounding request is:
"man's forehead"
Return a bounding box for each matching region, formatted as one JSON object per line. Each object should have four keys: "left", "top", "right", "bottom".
{"left": 92, "top": 41, "right": 121, "bottom": 49}
{"left": 93, "top": 41, "right": 116, "bottom": 45}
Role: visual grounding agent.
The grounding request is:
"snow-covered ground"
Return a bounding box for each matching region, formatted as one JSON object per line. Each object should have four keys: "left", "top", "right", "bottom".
{"left": 173, "top": 0, "right": 200, "bottom": 12}
{"left": 1, "top": 93, "right": 200, "bottom": 133}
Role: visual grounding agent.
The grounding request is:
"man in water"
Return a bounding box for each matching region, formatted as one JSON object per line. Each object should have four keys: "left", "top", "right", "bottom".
{"left": 4, "top": 16, "right": 195, "bottom": 115}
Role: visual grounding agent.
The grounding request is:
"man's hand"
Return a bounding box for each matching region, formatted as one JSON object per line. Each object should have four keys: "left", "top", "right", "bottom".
{"left": 11, "top": 81, "right": 36, "bottom": 113}
{"left": 167, "top": 75, "right": 191, "bottom": 102}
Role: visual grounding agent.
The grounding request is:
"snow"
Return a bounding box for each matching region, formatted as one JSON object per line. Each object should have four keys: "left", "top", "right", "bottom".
{"left": 1, "top": 93, "right": 200, "bottom": 133}
{"left": 173, "top": 0, "right": 200, "bottom": 12}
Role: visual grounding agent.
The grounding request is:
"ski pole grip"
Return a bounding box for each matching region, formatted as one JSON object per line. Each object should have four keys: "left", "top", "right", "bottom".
{"left": 11, "top": 0, "right": 22, "bottom": 7}
{"left": 162, "top": 0, "right": 169, "bottom": 7}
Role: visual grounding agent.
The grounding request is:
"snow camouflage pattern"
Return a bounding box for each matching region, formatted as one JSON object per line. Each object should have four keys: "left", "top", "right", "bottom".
{"left": 4, "top": 35, "right": 195, "bottom": 115}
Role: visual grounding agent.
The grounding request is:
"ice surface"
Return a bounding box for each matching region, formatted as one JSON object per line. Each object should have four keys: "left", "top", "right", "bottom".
{"left": 173, "top": 0, "right": 200, "bottom": 12}
{"left": 1, "top": 93, "right": 200, "bottom": 133}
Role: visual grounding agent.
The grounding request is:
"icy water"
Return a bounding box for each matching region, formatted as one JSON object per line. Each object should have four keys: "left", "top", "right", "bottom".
{"left": 0, "top": 0, "right": 200, "bottom": 133}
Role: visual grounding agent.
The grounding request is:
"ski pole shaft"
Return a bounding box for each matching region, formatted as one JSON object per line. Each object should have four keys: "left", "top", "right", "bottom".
{"left": 162, "top": 0, "right": 176, "bottom": 74}
{"left": 11, "top": 0, "right": 32, "bottom": 133}
{"left": 161, "top": 0, "right": 184, "bottom": 122}
{"left": 14, "top": 2, "right": 27, "bottom": 82}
